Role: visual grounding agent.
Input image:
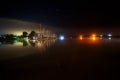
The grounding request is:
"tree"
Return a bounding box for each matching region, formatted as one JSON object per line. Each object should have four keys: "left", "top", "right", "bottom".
{"left": 23, "top": 31, "right": 28, "bottom": 37}
{"left": 29, "top": 31, "right": 37, "bottom": 39}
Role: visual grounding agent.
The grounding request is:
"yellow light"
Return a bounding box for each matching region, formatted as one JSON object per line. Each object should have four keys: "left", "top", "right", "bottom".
{"left": 91, "top": 34, "right": 96, "bottom": 40}
{"left": 79, "top": 35, "right": 83, "bottom": 40}
{"left": 12, "top": 31, "right": 22, "bottom": 36}
{"left": 92, "top": 36, "right": 96, "bottom": 40}
{"left": 87, "top": 34, "right": 100, "bottom": 44}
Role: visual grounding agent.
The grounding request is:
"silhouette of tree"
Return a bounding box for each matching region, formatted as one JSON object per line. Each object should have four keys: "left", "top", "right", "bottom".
{"left": 29, "top": 31, "right": 37, "bottom": 39}
{"left": 23, "top": 31, "right": 28, "bottom": 37}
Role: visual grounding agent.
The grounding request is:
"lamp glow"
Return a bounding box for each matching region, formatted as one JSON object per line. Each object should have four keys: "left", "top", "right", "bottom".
{"left": 59, "top": 36, "right": 64, "bottom": 40}
{"left": 92, "top": 37, "right": 96, "bottom": 40}
{"left": 108, "top": 34, "right": 112, "bottom": 37}
{"left": 80, "top": 35, "right": 83, "bottom": 40}
{"left": 91, "top": 34, "right": 96, "bottom": 40}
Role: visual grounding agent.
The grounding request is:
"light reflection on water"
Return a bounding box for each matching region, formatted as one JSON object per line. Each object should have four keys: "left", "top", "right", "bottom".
{"left": 0, "top": 38, "right": 120, "bottom": 79}
{"left": 0, "top": 39, "right": 56, "bottom": 60}
{"left": 0, "top": 39, "right": 56, "bottom": 47}
{"left": 0, "top": 38, "right": 120, "bottom": 60}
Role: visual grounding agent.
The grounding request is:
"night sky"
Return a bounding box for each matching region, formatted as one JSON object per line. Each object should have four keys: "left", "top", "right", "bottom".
{"left": 0, "top": 0, "right": 120, "bottom": 33}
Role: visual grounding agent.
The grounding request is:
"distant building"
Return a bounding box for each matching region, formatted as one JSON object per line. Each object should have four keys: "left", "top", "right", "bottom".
{"left": 37, "top": 33, "right": 57, "bottom": 39}
{"left": 28, "top": 24, "right": 57, "bottom": 40}
{"left": 36, "top": 26, "right": 57, "bottom": 39}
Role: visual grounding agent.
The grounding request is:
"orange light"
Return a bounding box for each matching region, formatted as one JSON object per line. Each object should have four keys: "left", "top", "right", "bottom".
{"left": 92, "top": 34, "right": 96, "bottom": 37}
{"left": 79, "top": 35, "right": 83, "bottom": 40}
{"left": 92, "top": 36, "right": 96, "bottom": 40}
{"left": 91, "top": 34, "right": 96, "bottom": 40}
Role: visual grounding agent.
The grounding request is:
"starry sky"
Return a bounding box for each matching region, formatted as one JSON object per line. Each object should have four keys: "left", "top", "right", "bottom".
{"left": 0, "top": 0, "right": 120, "bottom": 33}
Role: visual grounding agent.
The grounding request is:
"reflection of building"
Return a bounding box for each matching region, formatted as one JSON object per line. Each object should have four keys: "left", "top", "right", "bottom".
{"left": 28, "top": 39, "right": 56, "bottom": 52}
{"left": 28, "top": 39, "right": 56, "bottom": 48}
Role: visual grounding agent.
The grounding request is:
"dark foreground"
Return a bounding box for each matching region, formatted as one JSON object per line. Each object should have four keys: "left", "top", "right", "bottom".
{"left": 0, "top": 39, "right": 120, "bottom": 80}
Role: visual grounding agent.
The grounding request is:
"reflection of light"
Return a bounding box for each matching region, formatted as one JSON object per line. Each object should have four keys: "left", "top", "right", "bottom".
{"left": 100, "top": 35, "right": 103, "bottom": 39}
{"left": 26, "top": 37, "right": 29, "bottom": 42}
{"left": 23, "top": 37, "right": 28, "bottom": 41}
{"left": 108, "top": 37, "right": 111, "bottom": 40}
{"left": 100, "top": 38, "right": 102, "bottom": 39}
{"left": 33, "top": 40, "right": 36, "bottom": 43}
{"left": 79, "top": 35, "right": 83, "bottom": 40}
{"left": 59, "top": 36, "right": 64, "bottom": 40}
{"left": 37, "top": 42, "right": 43, "bottom": 47}
{"left": 108, "top": 34, "right": 112, "bottom": 37}
{"left": 92, "top": 37, "right": 96, "bottom": 40}
{"left": 14, "top": 42, "right": 23, "bottom": 46}
{"left": 29, "top": 40, "right": 36, "bottom": 43}
{"left": 100, "top": 35, "right": 103, "bottom": 37}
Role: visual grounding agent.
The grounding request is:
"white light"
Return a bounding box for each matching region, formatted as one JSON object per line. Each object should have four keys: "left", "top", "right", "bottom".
{"left": 59, "top": 36, "right": 64, "bottom": 40}
{"left": 108, "top": 37, "right": 111, "bottom": 40}
{"left": 108, "top": 34, "right": 112, "bottom": 37}
{"left": 100, "top": 35, "right": 103, "bottom": 37}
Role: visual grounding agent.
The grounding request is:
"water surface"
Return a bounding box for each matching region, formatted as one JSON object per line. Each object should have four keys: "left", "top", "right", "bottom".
{"left": 0, "top": 38, "right": 120, "bottom": 80}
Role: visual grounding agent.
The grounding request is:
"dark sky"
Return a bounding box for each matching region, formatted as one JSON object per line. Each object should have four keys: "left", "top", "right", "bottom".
{"left": 0, "top": 0, "right": 120, "bottom": 32}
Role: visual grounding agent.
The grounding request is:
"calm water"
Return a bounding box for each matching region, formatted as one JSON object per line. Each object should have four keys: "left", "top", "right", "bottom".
{"left": 0, "top": 38, "right": 120, "bottom": 80}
